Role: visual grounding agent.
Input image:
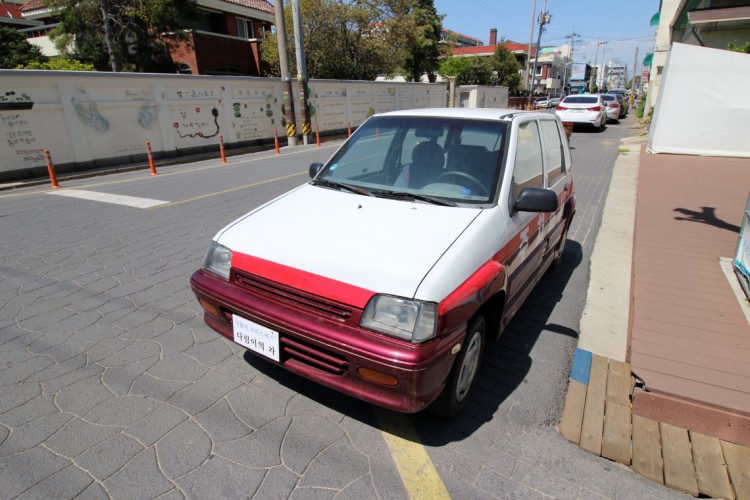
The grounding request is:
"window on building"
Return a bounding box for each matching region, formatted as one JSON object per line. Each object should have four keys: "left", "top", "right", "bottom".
{"left": 237, "top": 18, "right": 255, "bottom": 39}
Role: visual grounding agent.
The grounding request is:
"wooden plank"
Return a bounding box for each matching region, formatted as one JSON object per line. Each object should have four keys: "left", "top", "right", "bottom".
{"left": 559, "top": 380, "right": 587, "bottom": 445}
{"left": 722, "top": 441, "right": 750, "bottom": 500}
{"left": 580, "top": 355, "right": 608, "bottom": 455}
{"left": 632, "top": 415, "right": 663, "bottom": 484}
{"left": 601, "top": 401, "right": 631, "bottom": 465}
{"left": 605, "top": 359, "right": 631, "bottom": 406}
{"left": 690, "top": 432, "right": 734, "bottom": 499}
{"left": 660, "top": 423, "right": 699, "bottom": 496}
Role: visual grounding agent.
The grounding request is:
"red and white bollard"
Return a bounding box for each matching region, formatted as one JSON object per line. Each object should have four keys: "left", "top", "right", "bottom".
{"left": 145, "top": 141, "right": 157, "bottom": 176}
{"left": 274, "top": 129, "right": 281, "bottom": 156}
{"left": 219, "top": 135, "right": 228, "bottom": 165}
{"left": 44, "top": 150, "right": 60, "bottom": 189}
{"left": 347, "top": 121, "right": 352, "bottom": 137}
{"left": 315, "top": 125, "right": 321, "bottom": 148}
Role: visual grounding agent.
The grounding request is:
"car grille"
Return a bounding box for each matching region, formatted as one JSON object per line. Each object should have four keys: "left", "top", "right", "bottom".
{"left": 281, "top": 336, "right": 349, "bottom": 375}
{"left": 234, "top": 270, "right": 353, "bottom": 321}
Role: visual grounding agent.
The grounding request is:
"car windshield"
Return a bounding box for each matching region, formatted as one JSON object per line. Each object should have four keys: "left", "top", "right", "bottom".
{"left": 563, "top": 96, "right": 598, "bottom": 104}
{"left": 315, "top": 115, "right": 507, "bottom": 204}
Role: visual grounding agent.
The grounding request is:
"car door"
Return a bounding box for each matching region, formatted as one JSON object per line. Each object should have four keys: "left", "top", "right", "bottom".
{"left": 538, "top": 117, "right": 571, "bottom": 263}
{"left": 503, "top": 118, "right": 547, "bottom": 321}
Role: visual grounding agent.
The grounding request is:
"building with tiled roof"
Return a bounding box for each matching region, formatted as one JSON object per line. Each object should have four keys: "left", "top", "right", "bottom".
{"left": 16, "top": 0, "right": 275, "bottom": 75}
{"left": 1, "top": 1, "right": 40, "bottom": 27}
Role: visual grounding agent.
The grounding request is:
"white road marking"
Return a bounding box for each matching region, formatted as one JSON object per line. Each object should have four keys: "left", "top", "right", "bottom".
{"left": 47, "top": 189, "right": 169, "bottom": 208}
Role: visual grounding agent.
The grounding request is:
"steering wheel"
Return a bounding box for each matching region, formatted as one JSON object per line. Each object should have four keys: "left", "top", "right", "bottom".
{"left": 436, "top": 171, "right": 488, "bottom": 196}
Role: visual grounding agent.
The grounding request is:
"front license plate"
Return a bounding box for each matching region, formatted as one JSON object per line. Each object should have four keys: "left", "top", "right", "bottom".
{"left": 232, "top": 314, "right": 280, "bottom": 362}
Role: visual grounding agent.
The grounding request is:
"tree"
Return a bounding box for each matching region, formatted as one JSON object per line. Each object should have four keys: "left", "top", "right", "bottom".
{"left": 261, "top": 0, "right": 442, "bottom": 82}
{"left": 46, "top": 0, "right": 199, "bottom": 72}
{"left": 438, "top": 56, "right": 493, "bottom": 85}
{"left": 490, "top": 44, "right": 522, "bottom": 90}
{"left": 0, "top": 26, "right": 48, "bottom": 69}
{"left": 383, "top": 0, "right": 443, "bottom": 82}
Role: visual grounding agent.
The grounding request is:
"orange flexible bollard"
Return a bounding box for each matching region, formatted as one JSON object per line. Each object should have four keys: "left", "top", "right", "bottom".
{"left": 219, "top": 135, "right": 228, "bottom": 165}
{"left": 315, "top": 125, "right": 321, "bottom": 148}
{"left": 274, "top": 129, "right": 281, "bottom": 156}
{"left": 347, "top": 121, "right": 352, "bottom": 137}
{"left": 44, "top": 150, "right": 60, "bottom": 189}
{"left": 145, "top": 141, "right": 157, "bottom": 176}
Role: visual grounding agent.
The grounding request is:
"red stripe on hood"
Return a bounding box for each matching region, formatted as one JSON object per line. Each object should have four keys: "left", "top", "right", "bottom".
{"left": 232, "top": 252, "right": 375, "bottom": 309}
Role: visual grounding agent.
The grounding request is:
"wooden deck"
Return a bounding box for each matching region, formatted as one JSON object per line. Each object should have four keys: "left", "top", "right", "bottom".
{"left": 560, "top": 352, "right": 750, "bottom": 499}
{"left": 629, "top": 151, "right": 750, "bottom": 442}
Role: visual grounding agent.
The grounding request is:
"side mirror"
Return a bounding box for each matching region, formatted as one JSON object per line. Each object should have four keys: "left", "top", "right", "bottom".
{"left": 515, "top": 187, "right": 559, "bottom": 213}
{"left": 309, "top": 162, "right": 324, "bottom": 179}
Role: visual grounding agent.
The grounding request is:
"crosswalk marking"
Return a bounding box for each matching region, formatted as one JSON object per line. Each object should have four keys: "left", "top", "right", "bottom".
{"left": 47, "top": 189, "right": 169, "bottom": 208}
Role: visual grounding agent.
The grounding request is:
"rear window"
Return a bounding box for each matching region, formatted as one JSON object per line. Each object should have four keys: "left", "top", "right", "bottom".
{"left": 563, "top": 96, "right": 598, "bottom": 104}
{"left": 601, "top": 95, "right": 616, "bottom": 101}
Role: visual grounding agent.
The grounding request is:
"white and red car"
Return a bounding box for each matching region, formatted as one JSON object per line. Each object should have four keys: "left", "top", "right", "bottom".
{"left": 191, "top": 108, "right": 576, "bottom": 418}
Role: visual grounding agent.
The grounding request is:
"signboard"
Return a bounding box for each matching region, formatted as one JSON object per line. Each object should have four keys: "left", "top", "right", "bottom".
{"left": 570, "top": 63, "right": 587, "bottom": 81}
{"left": 734, "top": 193, "right": 750, "bottom": 299}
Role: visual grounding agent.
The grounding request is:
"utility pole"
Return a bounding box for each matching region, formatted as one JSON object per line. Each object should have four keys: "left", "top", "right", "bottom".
{"left": 563, "top": 32, "right": 581, "bottom": 94}
{"left": 291, "top": 0, "right": 311, "bottom": 145}
{"left": 631, "top": 46, "right": 639, "bottom": 107}
{"left": 526, "top": 0, "right": 537, "bottom": 94}
{"left": 589, "top": 41, "right": 606, "bottom": 91}
{"left": 528, "top": 0, "right": 551, "bottom": 107}
{"left": 274, "top": 0, "right": 298, "bottom": 147}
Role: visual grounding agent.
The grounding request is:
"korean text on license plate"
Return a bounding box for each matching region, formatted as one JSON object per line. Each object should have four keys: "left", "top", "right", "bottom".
{"left": 232, "top": 314, "right": 280, "bottom": 362}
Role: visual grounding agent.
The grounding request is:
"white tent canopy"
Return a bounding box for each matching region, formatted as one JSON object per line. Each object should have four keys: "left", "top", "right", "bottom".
{"left": 648, "top": 43, "right": 750, "bottom": 158}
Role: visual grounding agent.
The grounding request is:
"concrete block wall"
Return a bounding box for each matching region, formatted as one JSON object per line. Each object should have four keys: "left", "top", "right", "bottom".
{"left": 0, "top": 71, "right": 448, "bottom": 182}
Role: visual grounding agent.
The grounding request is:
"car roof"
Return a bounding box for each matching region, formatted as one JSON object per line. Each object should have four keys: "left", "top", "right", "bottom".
{"left": 379, "top": 107, "right": 545, "bottom": 122}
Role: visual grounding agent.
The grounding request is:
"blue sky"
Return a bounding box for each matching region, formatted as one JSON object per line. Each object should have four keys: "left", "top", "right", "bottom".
{"left": 434, "top": 0, "right": 658, "bottom": 77}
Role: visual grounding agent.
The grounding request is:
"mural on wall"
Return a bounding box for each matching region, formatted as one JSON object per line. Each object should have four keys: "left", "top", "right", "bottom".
{"left": 1, "top": 111, "right": 44, "bottom": 164}
{"left": 127, "top": 89, "right": 159, "bottom": 130}
{"left": 231, "top": 89, "right": 278, "bottom": 141}
{"left": 72, "top": 89, "right": 109, "bottom": 132}
{"left": 173, "top": 106, "right": 220, "bottom": 139}
{"left": 0, "top": 90, "right": 34, "bottom": 110}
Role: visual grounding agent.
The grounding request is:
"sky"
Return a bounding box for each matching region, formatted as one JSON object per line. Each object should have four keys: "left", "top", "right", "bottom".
{"left": 434, "top": 0, "right": 658, "bottom": 79}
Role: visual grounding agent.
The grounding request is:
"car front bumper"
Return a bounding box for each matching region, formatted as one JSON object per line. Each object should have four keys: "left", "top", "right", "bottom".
{"left": 190, "top": 269, "right": 463, "bottom": 413}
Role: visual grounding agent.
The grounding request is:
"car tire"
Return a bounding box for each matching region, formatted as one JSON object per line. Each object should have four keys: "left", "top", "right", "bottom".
{"left": 430, "top": 315, "right": 486, "bottom": 419}
{"left": 551, "top": 222, "right": 569, "bottom": 268}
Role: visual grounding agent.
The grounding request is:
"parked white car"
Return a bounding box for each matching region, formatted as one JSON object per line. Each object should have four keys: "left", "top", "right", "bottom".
{"left": 191, "top": 108, "right": 576, "bottom": 418}
{"left": 600, "top": 94, "right": 621, "bottom": 122}
{"left": 554, "top": 94, "right": 607, "bottom": 131}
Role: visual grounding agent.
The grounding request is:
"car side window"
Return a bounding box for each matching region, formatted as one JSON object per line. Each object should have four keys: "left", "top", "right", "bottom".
{"left": 512, "top": 121, "right": 544, "bottom": 199}
{"left": 540, "top": 120, "right": 565, "bottom": 186}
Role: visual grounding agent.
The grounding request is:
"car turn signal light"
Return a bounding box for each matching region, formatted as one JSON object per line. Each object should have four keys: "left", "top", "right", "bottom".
{"left": 555, "top": 105, "right": 566, "bottom": 110}
{"left": 587, "top": 106, "right": 602, "bottom": 111}
{"left": 358, "top": 367, "right": 399, "bottom": 386}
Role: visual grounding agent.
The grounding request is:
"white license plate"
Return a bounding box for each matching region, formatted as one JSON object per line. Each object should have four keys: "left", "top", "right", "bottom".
{"left": 232, "top": 314, "right": 280, "bottom": 362}
{"left": 569, "top": 109, "right": 584, "bottom": 113}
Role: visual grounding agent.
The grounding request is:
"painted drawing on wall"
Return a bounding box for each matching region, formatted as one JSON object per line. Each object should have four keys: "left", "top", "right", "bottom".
{"left": 0, "top": 91, "right": 34, "bottom": 110}
{"left": 173, "top": 106, "right": 220, "bottom": 139}
{"left": 72, "top": 90, "right": 109, "bottom": 132}
{"left": 138, "top": 102, "right": 158, "bottom": 129}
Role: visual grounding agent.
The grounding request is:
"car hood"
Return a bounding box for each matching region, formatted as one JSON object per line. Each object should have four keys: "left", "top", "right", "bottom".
{"left": 215, "top": 184, "right": 482, "bottom": 305}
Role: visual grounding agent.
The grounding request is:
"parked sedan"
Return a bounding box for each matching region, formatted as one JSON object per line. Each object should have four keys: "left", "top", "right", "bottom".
{"left": 533, "top": 96, "right": 551, "bottom": 108}
{"left": 555, "top": 95, "right": 607, "bottom": 131}
{"left": 600, "top": 94, "right": 621, "bottom": 122}
{"left": 191, "top": 108, "right": 576, "bottom": 418}
{"left": 606, "top": 91, "right": 628, "bottom": 117}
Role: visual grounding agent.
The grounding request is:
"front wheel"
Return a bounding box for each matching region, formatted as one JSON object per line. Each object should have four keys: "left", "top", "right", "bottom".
{"left": 430, "top": 316, "right": 486, "bottom": 419}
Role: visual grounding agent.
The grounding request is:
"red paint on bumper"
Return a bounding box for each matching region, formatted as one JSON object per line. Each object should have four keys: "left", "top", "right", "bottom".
{"left": 190, "top": 269, "right": 463, "bottom": 413}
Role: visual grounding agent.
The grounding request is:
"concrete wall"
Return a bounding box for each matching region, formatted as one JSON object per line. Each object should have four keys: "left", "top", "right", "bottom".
{"left": 0, "top": 71, "right": 448, "bottom": 181}
{"left": 455, "top": 85, "right": 509, "bottom": 109}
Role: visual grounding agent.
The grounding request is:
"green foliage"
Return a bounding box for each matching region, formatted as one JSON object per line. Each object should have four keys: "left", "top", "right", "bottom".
{"left": 438, "top": 56, "right": 493, "bottom": 85}
{"left": 18, "top": 58, "right": 96, "bottom": 71}
{"left": 489, "top": 45, "right": 521, "bottom": 90}
{"left": 590, "top": 84, "right": 599, "bottom": 93}
{"left": 636, "top": 92, "right": 647, "bottom": 119}
{"left": 46, "top": 0, "right": 199, "bottom": 72}
{"left": 727, "top": 40, "right": 750, "bottom": 54}
{"left": 0, "top": 26, "right": 48, "bottom": 69}
{"left": 262, "top": 0, "right": 442, "bottom": 81}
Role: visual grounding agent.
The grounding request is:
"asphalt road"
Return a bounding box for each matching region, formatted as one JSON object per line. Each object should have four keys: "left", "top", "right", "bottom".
{"left": 0, "top": 114, "right": 687, "bottom": 498}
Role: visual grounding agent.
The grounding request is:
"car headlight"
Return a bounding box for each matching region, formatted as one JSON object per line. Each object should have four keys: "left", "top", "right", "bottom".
{"left": 202, "top": 242, "right": 232, "bottom": 280}
{"left": 360, "top": 295, "right": 437, "bottom": 343}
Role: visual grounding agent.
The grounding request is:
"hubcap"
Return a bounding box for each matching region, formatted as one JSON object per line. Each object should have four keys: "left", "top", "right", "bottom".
{"left": 456, "top": 331, "right": 482, "bottom": 402}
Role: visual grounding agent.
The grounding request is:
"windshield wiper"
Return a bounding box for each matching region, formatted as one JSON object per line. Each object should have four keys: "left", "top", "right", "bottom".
{"left": 311, "top": 179, "right": 373, "bottom": 196}
{"left": 371, "top": 190, "right": 457, "bottom": 207}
